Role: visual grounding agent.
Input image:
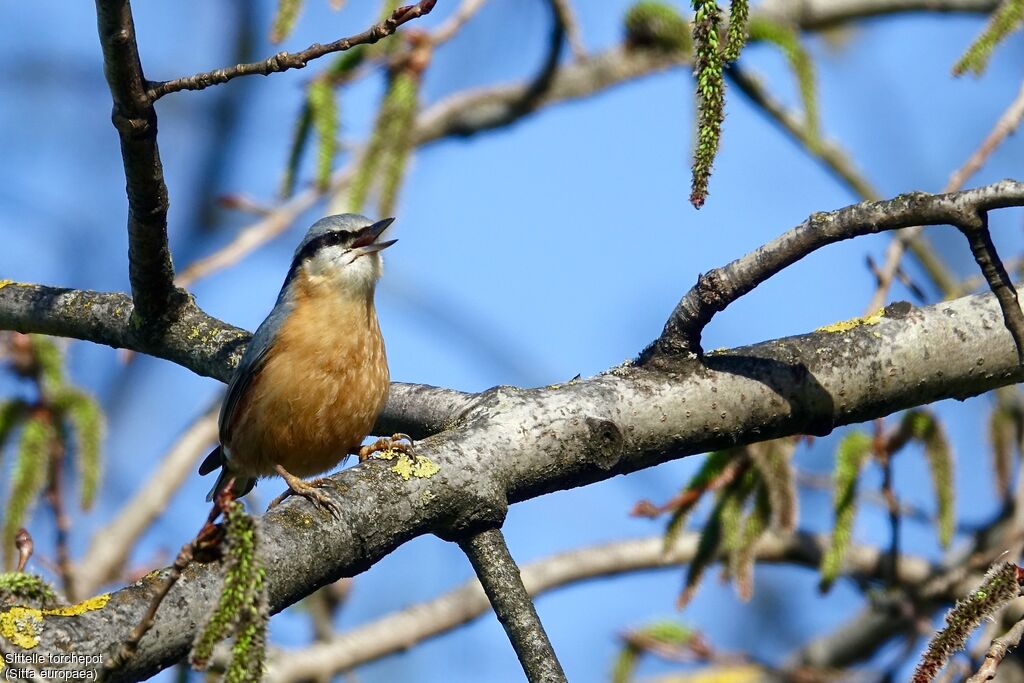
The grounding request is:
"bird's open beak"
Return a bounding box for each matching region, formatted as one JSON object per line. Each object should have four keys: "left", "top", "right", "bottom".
{"left": 351, "top": 217, "right": 397, "bottom": 253}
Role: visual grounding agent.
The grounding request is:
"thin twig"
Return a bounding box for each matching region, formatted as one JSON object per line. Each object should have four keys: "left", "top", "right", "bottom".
{"left": 646, "top": 180, "right": 1024, "bottom": 359}
{"left": 103, "top": 541, "right": 194, "bottom": 672}
{"left": 147, "top": 1, "right": 438, "bottom": 100}
{"left": 727, "top": 64, "right": 958, "bottom": 307}
{"left": 458, "top": 528, "right": 567, "bottom": 683}
{"left": 44, "top": 432, "right": 75, "bottom": 600}
{"left": 957, "top": 211, "right": 1024, "bottom": 363}
{"left": 431, "top": 0, "right": 490, "bottom": 46}
{"left": 967, "top": 618, "right": 1024, "bottom": 683}
{"left": 549, "top": 0, "right": 586, "bottom": 60}
{"left": 867, "top": 79, "right": 1024, "bottom": 312}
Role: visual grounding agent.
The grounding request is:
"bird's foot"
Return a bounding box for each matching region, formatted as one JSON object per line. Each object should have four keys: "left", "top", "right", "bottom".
{"left": 267, "top": 465, "right": 342, "bottom": 518}
{"left": 358, "top": 433, "right": 415, "bottom": 463}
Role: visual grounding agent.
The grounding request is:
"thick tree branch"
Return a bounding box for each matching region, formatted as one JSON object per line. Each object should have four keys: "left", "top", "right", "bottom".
{"left": 458, "top": 529, "right": 566, "bottom": 683}
{"left": 265, "top": 531, "right": 934, "bottom": 682}
{"left": 14, "top": 278, "right": 1024, "bottom": 680}
{"left": 94, "top": 0, "right": 182, "bottom": 325}
{"left": 146, "top": 1, "right": 437, "bottom": 100}
{"left": 648, "top": 180, "right": 1024, "bottom": 358}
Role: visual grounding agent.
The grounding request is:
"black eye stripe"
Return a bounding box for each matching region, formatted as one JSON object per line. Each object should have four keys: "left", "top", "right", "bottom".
{"left": 284, "top": 230, "right": 352, "bottom": 285}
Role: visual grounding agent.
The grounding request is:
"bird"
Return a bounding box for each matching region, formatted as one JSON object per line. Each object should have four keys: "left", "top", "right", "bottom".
{"left": 199, "top": 214, "right": 408, "bottom": 516}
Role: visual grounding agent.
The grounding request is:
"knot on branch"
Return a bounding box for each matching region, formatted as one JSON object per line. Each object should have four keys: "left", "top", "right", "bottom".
{"left": 585, "top": 416, "right": 625, "bottom": 471}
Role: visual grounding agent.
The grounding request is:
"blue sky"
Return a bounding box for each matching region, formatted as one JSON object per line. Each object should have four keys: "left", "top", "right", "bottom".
{"left": 2, "top": 1, "right": 1024, "bottom": 680}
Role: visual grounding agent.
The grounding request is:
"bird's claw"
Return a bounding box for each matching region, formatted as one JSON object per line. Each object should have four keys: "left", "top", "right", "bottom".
{"left": 268, "top": 466, "right": 342, "bottom": 519}
{"left": 358, "top": 433, "right": 416, "bottom": 463}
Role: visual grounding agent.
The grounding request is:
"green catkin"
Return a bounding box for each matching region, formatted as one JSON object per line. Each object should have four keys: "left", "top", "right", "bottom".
{"left": 611, "top": 642, "right": 640, "bottom": 683}
{"left": 270, "top": 0, "right": 303, "bottom": 43}
{"left": 913, "top": 562, "right": 1024, "bottom": 682}
{"left": 747, "top": 17, "right": 819, "bottom": 140}
{"left": 819, "top": 430, "right": 872, "bottom": 592}
{"left": 376, "top": 70, "right": 420, "bottom": 217}
{"left": 689, "top": 0, "right": 725, "bottom": 208}
{"left": 723, "top": 0, "right": 750, "bottom": 62}
{"left": 731, "top": 481, "right": 770, "bottom": 601}
{"left": 4, "top": 417, "right": 55, "bottom": 570}
{"left": 749, "top": 439, "right": 797, "bottom": 531}
{"left": 29, "top": 336, "right": 63, "bottom": 399}
{"left": 51, "top": 389, "right": 104, "bottom": 511}
{"left": 281, "top": 102, "right": 312, "bottom": 198}
{"left": 191, "top": 502, "right": 268, "bottom": 672}
{"left": 308, "top": 80, "right": 338, "bottom": 193}
{"left": 663, "top": 449, "right": 736, "bottom": 550}
{"left": 0, "top": 400, "right": 27, "bottom": 449}
{"left": 904, "top": 410, "right": 956, "bottom": 548}
{"left": 953, "top": 0, "right": 1024, "bottom": 76}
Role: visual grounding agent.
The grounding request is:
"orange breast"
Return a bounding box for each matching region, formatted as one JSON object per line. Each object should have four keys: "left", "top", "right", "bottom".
{"left": 227, "top": 276, "right": 389, "bottom": 478}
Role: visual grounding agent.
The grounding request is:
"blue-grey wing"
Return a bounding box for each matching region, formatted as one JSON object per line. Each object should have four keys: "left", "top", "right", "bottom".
{"left": 218, "top": 303, "right": 291, "bottom": 444}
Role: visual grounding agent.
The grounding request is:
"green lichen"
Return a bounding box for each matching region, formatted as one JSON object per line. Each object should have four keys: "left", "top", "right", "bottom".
{"left": 0, "top": 574, "right": 57, "bottom": 609}
{"left": 624, "top": 1, "right": 691, "bottom": 53}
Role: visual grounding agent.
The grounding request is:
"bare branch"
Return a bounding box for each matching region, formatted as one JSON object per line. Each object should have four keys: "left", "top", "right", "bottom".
{"left": 967, "top": 616, "right": 1024, "bottom": 682}
{"left": 265, "top": 532, "right": 934, "bottom": 682}
{"left": 650, "top": 180, "right": 1024, "bottom": 358}
{"left": 868, "top": 80, "right": 1024, "bottom": 312}
{"left": 458, "top": 528, "right": 566, "bottom": 683}
{"left": 147, "top": 1, "right": 438, "bottom": 100}
{"left": 93, "top": 0, "right": 181, "bottom": 324}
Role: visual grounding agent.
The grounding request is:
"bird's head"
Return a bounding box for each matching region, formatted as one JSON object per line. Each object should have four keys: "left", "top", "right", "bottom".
{"left": 284, "top": 214, "right": 397, "bottom": 297}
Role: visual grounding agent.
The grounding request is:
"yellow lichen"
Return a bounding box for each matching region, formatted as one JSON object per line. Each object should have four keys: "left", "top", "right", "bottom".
{"left": 0, "top": 607, "right": 43, "bottom": 648}
{"left": 0, "top": 593, "right": 110, "bottom": 649}
{"left": 389, "top": 454, "right": 440, "bottom": 481}
{"left": 0, "top": 280, "right": 14, "bottom": 290}
{"left": 816, "top": 309, "right": 885, "bottom": 334}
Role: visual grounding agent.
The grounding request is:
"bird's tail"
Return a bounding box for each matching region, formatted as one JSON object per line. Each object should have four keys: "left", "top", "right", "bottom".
{"left": 199, "top": 446, "right": 257, "bottom": 502}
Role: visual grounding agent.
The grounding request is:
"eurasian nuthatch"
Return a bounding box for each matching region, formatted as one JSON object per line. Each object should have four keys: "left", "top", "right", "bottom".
{"left": 200, "top": 214, "right": 401, "bottom": 515}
